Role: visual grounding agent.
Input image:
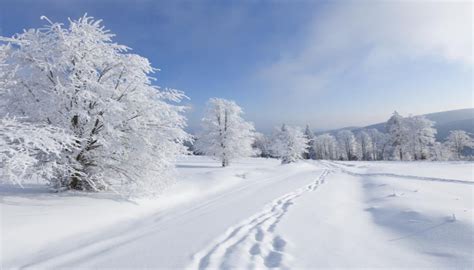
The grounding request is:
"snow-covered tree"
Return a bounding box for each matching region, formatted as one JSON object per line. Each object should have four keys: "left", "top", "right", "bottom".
{"left": 253, "top": 132, "right": 273, "bottom": 158}
{"left": 0, "top": 117, "right": 77, "bottom": 188}
{"left": 431, "top": 142, "right": 452, "bottom": 161}
{"left": 356, "top": 130, "right": 373, "bottom": 160}
{"left": 445, "top": 130, "right": 473, "bottom": 160}
{"left": 0, "top": 15, "right": 189, "bottom": 195}
{"left": 386, "top": 112, "right": 438, "bottom": 161}
{"left": 386, "top": 111, "right": 409, "bottom": 160}
{"left": 195, "top": 98, "right": 255, "bottom": 167}
{"left": 271, "top": 124, "right": 309, "bottom": 164}
{"left": 313, "top": 133, "right": 338, "bottom": 160}
{"left": 303, "top": 125, "right": 316, "bottom": 159}
{"left": 367, "top": 129, "right": 389, "bottom": 160}
{"left": 406, "top": 116, "right": 437, "bottom": 160}
{"left": 337, "top": 130, "right": 358, "bottom": 160}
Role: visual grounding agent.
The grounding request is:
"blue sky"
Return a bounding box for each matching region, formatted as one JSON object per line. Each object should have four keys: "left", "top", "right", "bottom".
{"left": 0, "top": 0, "right": 472, "bottom": 132}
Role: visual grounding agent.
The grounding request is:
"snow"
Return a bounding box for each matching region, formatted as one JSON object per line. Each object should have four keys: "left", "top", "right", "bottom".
{"left": 280, "top": 163, "right": 473, "bottom": 268}
{"left": 334, "top": 160, "right": 474, "bottom": 182}
{"left": 1, "top": 156, "right": 473, "bottom": 269}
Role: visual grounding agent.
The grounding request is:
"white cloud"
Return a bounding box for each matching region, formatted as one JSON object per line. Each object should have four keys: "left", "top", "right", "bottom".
{"left": 259, "top": 1, "right": 472, "bottom": 93}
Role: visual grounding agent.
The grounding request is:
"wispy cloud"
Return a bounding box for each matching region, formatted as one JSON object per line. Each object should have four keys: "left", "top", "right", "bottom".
{"left": 259, "top": 1, "right": 472, "bottom": 94}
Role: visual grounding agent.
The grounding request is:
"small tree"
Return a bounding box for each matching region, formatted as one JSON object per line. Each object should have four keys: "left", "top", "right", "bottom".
{"left": 303, "top": 125, "right": 316, "bottom": 159}
{"left": 406, "top": 115, "right": 437, "bottom": 160}
{"left": 386, "top": 111, "right": 409, "bottom": 160}
{"left": 195, "top": 98, "right": 255, "bottom": 167}
{"left": 445, "top": 130, "right": 473, "bottom": 160}
{"left": 271, "top": 124, "right": 309, "bottom": 164}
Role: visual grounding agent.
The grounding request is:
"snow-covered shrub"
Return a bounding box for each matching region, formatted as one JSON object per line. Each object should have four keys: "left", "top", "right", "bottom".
{"left": 0, "top": 15, "right": 189, "bottom": 195}
{"left": 0, "top": 117, "right": 78, "bottom": 188}
{"left": 195, "top": 98, "right": 255, "bottom": 167}
{"left": 271, "top": 124, "right": 309, "bottom": 164}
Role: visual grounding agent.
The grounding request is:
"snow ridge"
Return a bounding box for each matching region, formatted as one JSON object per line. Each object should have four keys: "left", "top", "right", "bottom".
{"left": 189, "top": 169, "right": 330, "bottom": 269}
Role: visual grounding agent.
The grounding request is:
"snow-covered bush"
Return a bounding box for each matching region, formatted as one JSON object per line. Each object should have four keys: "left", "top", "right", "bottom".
{"left": 0, "top": 117, "right": 78, "bottom": 188}
{"left": 271, "top": 124, "right": 309, "bottom": 164}
{"left": 0, "top": 15, "right": 188, "bottom": 195}
{"left": 195, "top": 98, "right": 255, "bottom": 167}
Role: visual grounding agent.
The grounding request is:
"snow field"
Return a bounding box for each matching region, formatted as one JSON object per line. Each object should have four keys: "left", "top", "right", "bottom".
{"left": 1, "top": 156, "right": 472, "bottom": 269}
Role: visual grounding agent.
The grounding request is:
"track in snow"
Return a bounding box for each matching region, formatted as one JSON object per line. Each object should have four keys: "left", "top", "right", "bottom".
{"left": 20, "top": 165, "right": 322, "bottom": 270}
{"left": 189, "top": 169, "right": 330, "bottom": 270}
{"left": 323, "top": 161, "right": 472, "bottom": 185}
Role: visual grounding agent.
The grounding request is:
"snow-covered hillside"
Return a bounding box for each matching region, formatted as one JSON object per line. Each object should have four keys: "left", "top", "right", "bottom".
{"left": 1, "top": 156, "right": 472, "bottom": 269}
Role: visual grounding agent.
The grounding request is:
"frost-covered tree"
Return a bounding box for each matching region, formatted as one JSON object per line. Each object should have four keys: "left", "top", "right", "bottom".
{"left": 303, "top": 125, "right": 316, "bottom": 159}
{"left": 356, "top": 130, "right": 373, "bottom": 160}
{"left": 195, "top": 98, "right": 255, "bottom": 167}
{"left": 431, "top": 142, "right": 452, "bottom": 161}
{"left": 445, "top": 130, "right": 473, "bottom": 159}
{"left": 253, "top": 132, "right": 273, "bottom": 158}
{"left": 0, "top": 117, "right": 77, "bottom": 188}
{"left": 337, "top": 130, "right": 358, "bottom": 160}
{"left": 271, "top": 124, "right": 309, "bottom": 164}
{"left": 367, "top": 129, "right": 389, "bottom": 160}
{"left": 313, "top": 133, "right": 338, "bottom": 160}
{"left": 0, "top": 15, "right": 188, "bottom": 195}
{"left": 406, "top": 116, "right": 437, "bottom": 160}
{"left": 386, "top": 111, "right": 409, "bottom": 160}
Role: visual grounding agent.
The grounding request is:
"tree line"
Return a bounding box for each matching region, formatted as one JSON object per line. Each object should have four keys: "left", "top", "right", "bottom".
{"left": 194, "top": 102, "right": 473, "bottom": 166}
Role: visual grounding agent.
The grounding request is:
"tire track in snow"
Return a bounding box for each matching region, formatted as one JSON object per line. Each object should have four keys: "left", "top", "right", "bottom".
{"left": 189, "top": 169, "right": 331, "bottom": 270}
{"left": 322, "top": 161, "right": 473, "bottom": 185}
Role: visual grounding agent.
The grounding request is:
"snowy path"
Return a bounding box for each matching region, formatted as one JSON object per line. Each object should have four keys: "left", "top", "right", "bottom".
{"left": 2, "top": 157, "right": 472, "bottom": 269}
{"left": 190, "top": 170, "right": 330, "bottom": 269}
{"left": 8, "top": 158, "right": 327, "bottom": 269}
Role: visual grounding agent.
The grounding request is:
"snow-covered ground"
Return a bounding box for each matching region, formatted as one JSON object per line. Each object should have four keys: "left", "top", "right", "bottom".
{"left": 1, "top": 156, "right": 473, "bottom": 269}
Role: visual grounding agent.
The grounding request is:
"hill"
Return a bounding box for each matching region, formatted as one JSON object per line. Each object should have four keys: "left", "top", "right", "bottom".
{"left": 319, "top": 108, "right": 474, "bottom": 141}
